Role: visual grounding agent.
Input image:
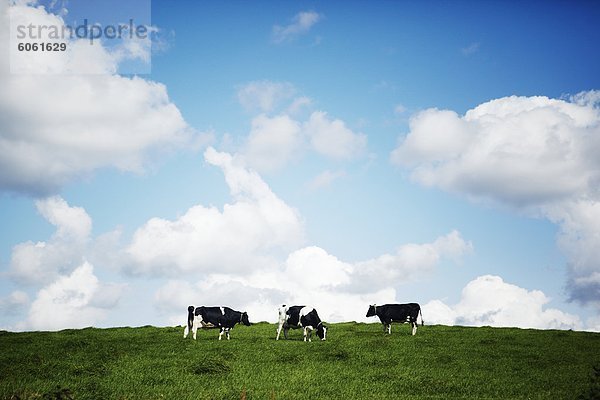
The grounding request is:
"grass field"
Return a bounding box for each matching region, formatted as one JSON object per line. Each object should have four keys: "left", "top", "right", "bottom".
{"left": 1, "top": 322, "right": 599, "bottom": 399}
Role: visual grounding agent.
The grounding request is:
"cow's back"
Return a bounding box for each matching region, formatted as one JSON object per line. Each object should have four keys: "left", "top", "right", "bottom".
{"left": 197, "top": 306, "right": 224, "bottom": 325}
{"left": 286, "top": 305, "right": 305, "bottom": 327}
{"left": 381, "top": 303, "right": 420, "bottom": 320}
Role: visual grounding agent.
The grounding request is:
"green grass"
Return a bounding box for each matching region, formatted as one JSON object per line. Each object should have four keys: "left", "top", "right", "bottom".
{"left": 1, "top": 323, "right": 599, "bottom": 399}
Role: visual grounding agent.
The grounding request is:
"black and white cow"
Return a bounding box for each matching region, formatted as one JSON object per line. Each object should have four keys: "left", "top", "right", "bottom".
{"left": 183, "top": 305, "right": 251, "bottom": 340}
{"left": 276, "top": 305, "right": 327, "bottom": 342}
{"left": 366, "top": 303, "right": 423, "bottom": 335}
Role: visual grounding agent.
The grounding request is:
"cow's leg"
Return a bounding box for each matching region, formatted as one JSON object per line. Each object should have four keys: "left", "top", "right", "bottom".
{"left": 303, "top": 327, "right": 310, "bottom": 342}
{"left": 412, "top": 322, "right": 417, "bottom": 336}
{"left": 219, "top": 327, "right": 224, "bottom": 341}
{"left": 226, "top": 328, "right": 231, "bottom": 340}
{"left": 192, "top": 318, "right": 199, "bottom": 340}
{"left": 284, "top": 327, "right": 289, "bottom": 340}
{"left": 387, "top": 323, "right": 392, "bottom": 335}
{"left": 183, "top": 325, "right": 189, "bottom": 339}
{"left": 304, "top": 326, "right": 313, "bottom": 342}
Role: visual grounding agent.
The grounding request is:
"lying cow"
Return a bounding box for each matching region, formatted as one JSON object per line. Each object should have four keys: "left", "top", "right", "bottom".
{"left": 366, "top": 303, "right": 423, "bottom": 335}
{"left": 184, "top": 305, "right": 251, "bottom": 340}
{"left": 276, "top": 305, "right": 327, "bottom": 342}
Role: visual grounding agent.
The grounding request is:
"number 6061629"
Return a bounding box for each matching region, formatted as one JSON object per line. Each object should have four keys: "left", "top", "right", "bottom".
{"left": 17, "top": 42, "right": 67, "bottom": 51}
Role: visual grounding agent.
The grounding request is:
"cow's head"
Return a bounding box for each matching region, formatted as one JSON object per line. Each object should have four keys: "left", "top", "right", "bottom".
{"left": 316, "top": 323, "right": 327, "bottom": 340}
{"left": 366, "top": 304, "right": 377, "bottom": 317}
{"left": 241, "top": 312, "right": 251, "bottom": 326}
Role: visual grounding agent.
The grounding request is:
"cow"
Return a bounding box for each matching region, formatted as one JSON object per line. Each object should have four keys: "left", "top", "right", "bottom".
{"left": 276, "top": 305, "right": 327, "bottom": 342}
{"left": 366, "top": 303, "right": 423, "bottom": 335}
{"left": 183, "top": 305, "right": 251, "bottom": 340}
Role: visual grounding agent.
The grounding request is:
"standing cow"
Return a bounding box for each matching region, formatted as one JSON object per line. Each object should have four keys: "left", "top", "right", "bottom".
{"left": 366, "top": 303, "right": 423, "bottom": 335}
{"left": 184, "top": 305, "right": 251, "bottom": 340}
{"left": 276, "top": 305, "right": 327, "bottom": 342}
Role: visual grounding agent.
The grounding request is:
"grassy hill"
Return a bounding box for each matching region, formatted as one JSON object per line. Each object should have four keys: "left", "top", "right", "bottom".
{"left": 1, "top": 322, "right": 599, "bottom": 399}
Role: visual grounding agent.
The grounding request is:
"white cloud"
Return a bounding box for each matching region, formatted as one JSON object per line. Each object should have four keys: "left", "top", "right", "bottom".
{"left": 237, "top": 81, "right": 296, "bottom": 114}
{"left": 128, "top": 149, "right": 472, "bottom": 325}
{"left": 7, "top": 3, "right": 116, "bottom": 74}
{"left": 235, "top": 81, "right": 367, "bottom": 171}
{"left": 394, "top": 104, "right": 407, "bottom": 114}
{"left": 272, "top": 11, "right": 321, "bottom": 44}
{"left": 392, "top": 92, "right": 600, "bottom": 307}
{"left": 26, "top": 262, "right": 125, "bottom": 331}
{"left": 154, "top": 232, "right": 472, "bottom": 325}
{"left": 423, "top": 275, "right": 584, "bottom": 330}
{"left": 304, "top": 111, "right": 367, "bottom": 160}
{"left": 461, "top": 42, "right": 480, "bottom": 56}
{"left": 543, "top": 199, "right": 600, "bottom": 306}
{"left": 242, "top": 114, "right": 304, "bottom": 173}
{"left": 3, "top": 167, "right": 588, "bottom": 333}
{"left": 126, "top": 147, "right": 305, "bottom": 276}
{"left": 4, "top": 196, "right": 127, "bottom": 330}
{"left": 284, "top": 246, "right": 353, "bottom": 290}
{"left": 1, "top": 2, "right": 196, "bottom": 195}
{"left": 392, "top": 94, "right": 600, "bottom": 206}
{"left": 307, "top": 169, "right": 346, "bottom": 190}
{"left": 586, "top": 315, "right": 600, "bottom": 332}
{"left": 0, "top": 291, "right": 29, "bottom": 316}
{"left": 155, "top": 278, "right": 287, "bottom": 325}
{"left": 9, "top": 196, "right": 92, "bottom": 285}
{"left": 348, "top": 230, "right": 473, "bottom": 293}
{"left": 155, "top": 268, "right": 395, "bottom": 326}
{"left": 110, "top": 26, "right": 156, "bottom": 67}
{"left": 287, "top": 96, "right": 312, "bottom": 116}
{"left": 36, "top": 196, "right": 92, "bottom": 240}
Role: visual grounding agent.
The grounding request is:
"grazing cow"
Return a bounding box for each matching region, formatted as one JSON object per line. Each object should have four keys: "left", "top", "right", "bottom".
{"left": 276, "top": 305, "right": 327, "bottom": 342}
{"left": 366, "top": 303, "right": 423, "bottom": 335}
{"left": 183, "top": 305, "right": 251, "bottom": 340}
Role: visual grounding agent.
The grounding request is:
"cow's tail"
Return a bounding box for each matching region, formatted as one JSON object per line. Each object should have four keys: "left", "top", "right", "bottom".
{"left": 187, "top": 305, "right": 195, "bottom": 332}
{"left": 419, "top": 306, "right": 424, "bottom": 326}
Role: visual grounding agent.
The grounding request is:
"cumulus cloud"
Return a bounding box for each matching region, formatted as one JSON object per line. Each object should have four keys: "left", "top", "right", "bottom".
{"left": 154, "top": 233, "right": 472, "bottom": 325}
{"left": 4, "top": 195, "right": 128, "bottom": 330}
{"left": 242, "top": 114, "right": 304, "bottom": 173}
{"left": 348, "top": 230, "right": 473, "bottom": 292}
{"left": 155, "top": 278, "right": 287, "bottom": 326}
{"left": 36, "top": 196, "right": 92, "bottom": 240}
{"left": 391, "top": 94, "right": 600, "bottom": 207}
{"left": 392, "top": 92, "right": 600, "bottom": 307}
{"left": 287, "top": 96, "right": 313, "bottom": 116}
{"left": 126, "top": 147, "right": 305, "bottom": 276}
{"left": 394, "top": 104, "right": 407, "bottom": 114}
{"left": 0, "top": 291, "right": 29, "bottom": 316}
{"left": 9, "top": 196, "right": 92, "bottom": 285}
{"left": 272, "top": 11, "right": 321, "bottom": 44}
{"left": 307, "top": 169, "right": 346, "bottom": 190}
{"left": 7, "top": 3, "right": 114, "bottom": 74}
{"left": 235, "top": 81, "right": 368, "bottom": 171}
{"left": 423, "top": 275, "right": 583, "bottom": 330}
{"left": 127, "top": 147, "right": 472, "bottom": 324}
{"left": 25, "top": 262, "right": 125, "bottom": 331}
{"left": 1, "top": 2, "right": 197, "bottom": 195}
{"left": 544, "top": 199, "right": 600, "bottom": 306}
{"left": 304, "top": 111, "right": 368, "bottom": 160}
{"left": 237, "top": 81, "right": 296, "bottom": 114}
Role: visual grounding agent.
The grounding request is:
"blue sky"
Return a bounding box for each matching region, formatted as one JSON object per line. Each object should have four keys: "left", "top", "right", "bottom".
{"left": 1, "top": 0, "right": 600, "bottom": 331}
